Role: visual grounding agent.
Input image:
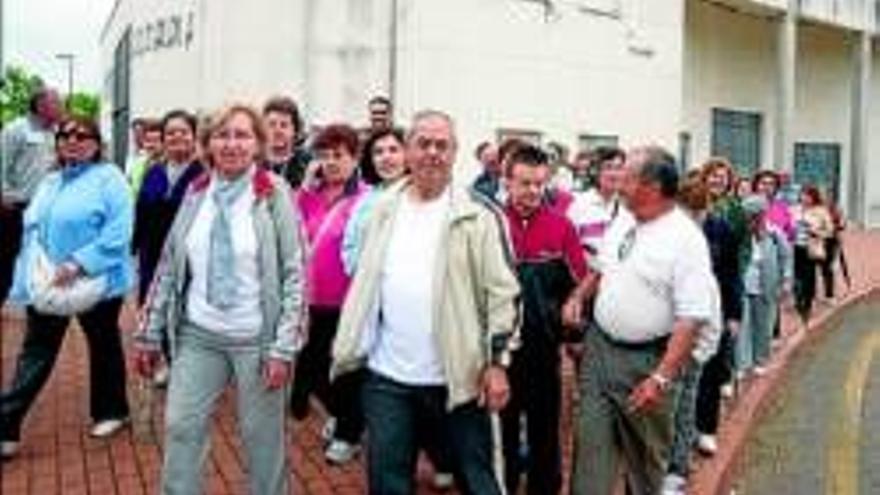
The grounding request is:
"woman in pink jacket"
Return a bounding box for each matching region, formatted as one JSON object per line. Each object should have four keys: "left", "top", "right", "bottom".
{"left": 290, "top": 124, "right": 368, "bottom": 465}
{"left": 753, "top": 170, "right": 795, "bottom": 242}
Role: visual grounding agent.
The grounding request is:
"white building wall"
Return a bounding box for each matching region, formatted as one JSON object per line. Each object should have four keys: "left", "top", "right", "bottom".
{"left": 798, "top": 0, "right": 872, "bottom": 30}
{"left": 397, "top": 0, "right": 685, "bottom": 175}
{"left": 302, "top": 0, "right": 394, "bottom": 125}
{"left": 197, "top": 0, "right": 305, "bottom": 109}
{"left": 100, "top": 0, "right": 877, "bottom": 220}
{"left": 683, "top": 0, "right": 778, "bottom": 168}
{"left": 684, "top": 0, "right": 857, "bottom": 213}
{"left": 793, "top": 23, "right": 852, "bottom": 204}
{"left": 101, "top": 0, "right": 316, "bottom": 122}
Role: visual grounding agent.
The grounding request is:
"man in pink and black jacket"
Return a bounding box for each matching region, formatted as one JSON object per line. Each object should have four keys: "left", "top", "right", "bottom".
{"left": 500, "top": 144, "right": 589, "bottom": 495}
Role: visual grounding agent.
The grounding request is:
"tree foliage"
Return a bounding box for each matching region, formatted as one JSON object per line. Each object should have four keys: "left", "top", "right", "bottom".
{"left": 66, "top": 92, "right": 101, "bottom": 120}
{"left": 0, "top": 66, "right": 101, "bottom": 126}
{"left": 0, "top": 66, "right": 44, "bottom": 127}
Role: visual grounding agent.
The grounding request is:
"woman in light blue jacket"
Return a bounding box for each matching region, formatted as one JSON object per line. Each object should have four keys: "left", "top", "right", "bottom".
{"left": 342, "top": 127, "right": 407, "bottom": 276}
{"left": 1, "top": 117, "right": 133, "bottom": 460}
{"left": 735, "top": 195, "right": 793, "bottom": 377}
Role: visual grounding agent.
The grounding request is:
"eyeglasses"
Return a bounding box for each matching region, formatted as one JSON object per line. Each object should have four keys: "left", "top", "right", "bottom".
{"left": 58, "top": 130, "right": 96, "bottom": 142}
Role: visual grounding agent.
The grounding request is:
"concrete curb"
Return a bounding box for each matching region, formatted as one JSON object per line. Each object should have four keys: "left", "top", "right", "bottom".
{"left": 689, "top": 285, "right": 880, "bottom": 495}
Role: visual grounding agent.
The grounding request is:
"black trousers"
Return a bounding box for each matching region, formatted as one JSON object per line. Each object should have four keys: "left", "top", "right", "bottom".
{"left": 0, "top": 298, "right": 130, "bottom": 441}
{"left": 820, "top": 237, "right": 840, "bottom": 299}
{"left": 290, "top": 306, "right": 364, "bottom": 443}
{"left": 362, "top": 371, "right": 502, "bottom": 495}
{"left": 501, "top": 337, "right": 562, "bottom": 495}
{"left": 794, "top": 245, "right": 818, "bottom": 322}
{"left": 0, "top": 204, "right": 25, "bottom": 305}
{"left": 695, "top": 330, "right": 734, "bottom": 435}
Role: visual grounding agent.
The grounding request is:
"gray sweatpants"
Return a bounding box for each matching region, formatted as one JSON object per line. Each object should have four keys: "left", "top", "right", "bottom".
{"left": 161, "top": 324, "right": 289, "bottom": 495}
{"left": 571, "top": 327, "right": 680, "bottom": 495}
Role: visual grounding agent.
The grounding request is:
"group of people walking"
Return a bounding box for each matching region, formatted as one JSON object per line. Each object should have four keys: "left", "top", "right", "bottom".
{"left": 0, "top": 86, "right": 847, "bottom": 495}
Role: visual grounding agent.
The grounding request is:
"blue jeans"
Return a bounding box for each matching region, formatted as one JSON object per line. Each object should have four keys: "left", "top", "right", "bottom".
{"left": 668, "top": 361, "right": 703, "bottom": 477}
{"left": 362, "top": 371, "right": 503, "bottom": 495}
{"left": 736, "top": 295, "right": 778, "bottom": 372}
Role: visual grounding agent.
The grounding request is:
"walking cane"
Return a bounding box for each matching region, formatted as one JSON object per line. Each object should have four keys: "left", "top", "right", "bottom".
{"left": 838, "top": 241, "right": 851, "bottom": 290}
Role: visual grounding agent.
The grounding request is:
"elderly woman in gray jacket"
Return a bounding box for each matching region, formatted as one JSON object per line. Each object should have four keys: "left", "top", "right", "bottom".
{"left": 735, "top": 195, "right": 793, "bottom": 378}
{"left": 133, "top": 104, "right": 306, "bottom": 495}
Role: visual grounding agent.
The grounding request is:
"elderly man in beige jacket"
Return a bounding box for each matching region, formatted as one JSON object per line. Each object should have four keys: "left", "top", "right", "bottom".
{"left": 332, "top": 110, "right": 520, "bottom": 495}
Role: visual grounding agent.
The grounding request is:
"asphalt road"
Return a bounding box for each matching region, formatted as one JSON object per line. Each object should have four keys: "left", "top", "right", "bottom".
{"left": 735, "top": 300, "right": 880, "bottom": 495}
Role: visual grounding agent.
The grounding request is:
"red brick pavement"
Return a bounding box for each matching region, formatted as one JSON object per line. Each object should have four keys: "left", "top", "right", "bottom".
{"left": 1, "top": 231, "right": 877, "bottom": 495}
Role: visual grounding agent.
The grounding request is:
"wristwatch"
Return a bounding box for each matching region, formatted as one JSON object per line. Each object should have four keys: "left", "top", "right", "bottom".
{"left": 649, "top": 372, "right": 671, "bottom": 392}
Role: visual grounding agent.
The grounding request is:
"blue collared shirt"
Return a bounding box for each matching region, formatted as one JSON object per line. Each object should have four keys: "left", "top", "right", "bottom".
{"left": 9, "top": 162, "right": 134, "bottom": 305}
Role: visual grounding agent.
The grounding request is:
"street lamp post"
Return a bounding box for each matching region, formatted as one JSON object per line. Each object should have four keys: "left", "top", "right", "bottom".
{"left": 55, "top": 53, "right": 75, "bottom": 102}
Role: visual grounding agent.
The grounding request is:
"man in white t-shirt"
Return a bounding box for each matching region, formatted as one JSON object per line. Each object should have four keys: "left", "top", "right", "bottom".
{"left": 563, "top": 146, "right": 716, "bottom": 495}
{"left": 332, "top": 110, "right": 520, "bottom": 495}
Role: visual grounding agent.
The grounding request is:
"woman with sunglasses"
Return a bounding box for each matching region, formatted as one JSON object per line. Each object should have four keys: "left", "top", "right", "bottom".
{"left": 1, "top": 117, "right": 133, "bottom": 460}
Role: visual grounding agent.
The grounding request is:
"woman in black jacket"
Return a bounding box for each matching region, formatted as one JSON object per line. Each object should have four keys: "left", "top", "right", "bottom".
{"left": 132, "top": 110, "right": 204, "bottom": 384}
{"left": 692, "top": 179, "right": 742, "bottom": 456}
{"left": 664, "top": 174, "right": 742, "bottom": 491}
{"left": 133, "top": 109, "right": 204, "bottom": 305}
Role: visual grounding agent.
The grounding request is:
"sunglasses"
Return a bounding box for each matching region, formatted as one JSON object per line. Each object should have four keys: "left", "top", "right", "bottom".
{"left": 58, "top": 129, "right": 96, "bottom": 142}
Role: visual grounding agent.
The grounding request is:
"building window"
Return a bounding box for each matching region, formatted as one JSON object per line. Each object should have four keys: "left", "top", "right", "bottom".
{"left": 794, "top": 142, "right": 841, "bottom": 203}
{"left": 875, "top": 0, "right": 880, "bottom": 29}
{"left": 678, "top": 132, "right": 692, "bottom": 173}
{"left": 577, "top": 134, "right": 619, "bottom": 153}
{"left": 497, "top": 128, "right": 543, "bottom": 146}
{"left": 711, "top": 108, "right": 762, "bottom": 176}
{"left": 111, "top": 28, "right": 132, "bottom": 168}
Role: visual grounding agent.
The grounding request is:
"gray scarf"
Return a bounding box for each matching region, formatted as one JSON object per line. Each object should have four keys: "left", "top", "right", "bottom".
{"left": 207, "top": 172, "right": 250, "bottom": 309}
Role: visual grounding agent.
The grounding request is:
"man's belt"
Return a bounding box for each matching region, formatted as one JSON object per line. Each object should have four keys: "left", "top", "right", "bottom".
{"left": 593, "top": 323, "right": 670, "bottom": 351}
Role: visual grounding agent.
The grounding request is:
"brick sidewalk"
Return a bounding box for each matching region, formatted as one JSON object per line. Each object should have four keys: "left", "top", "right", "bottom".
{"left": 2, "top": 231, "right": 877, "bottom": 494}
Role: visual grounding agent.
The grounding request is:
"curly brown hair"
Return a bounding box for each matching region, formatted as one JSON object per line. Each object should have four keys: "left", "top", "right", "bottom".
{"left": 700, "top": 156, "right": 737, "bottom": 196}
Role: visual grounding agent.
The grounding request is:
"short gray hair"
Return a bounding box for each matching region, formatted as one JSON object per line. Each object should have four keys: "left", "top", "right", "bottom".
{"left": 628, "top": 145, "right": 679, "bottom": 198}
{"left": 407, "top": 109, "right": 456, "bottom": 141}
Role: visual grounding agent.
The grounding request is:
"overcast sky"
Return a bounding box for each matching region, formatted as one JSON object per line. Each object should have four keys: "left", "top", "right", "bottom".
{"left": 5, "top": 0, "right": 115, "bottom": 93}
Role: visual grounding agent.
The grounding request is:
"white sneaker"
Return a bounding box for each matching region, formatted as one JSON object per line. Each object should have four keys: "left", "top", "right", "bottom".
{"left": 721, "top": 383, "right": 734, "bottom": 399}
{"left": 324, "top": 439, "right": 360, "bottom": 464}
{"left": 661, "top": 473, "right": 686, "bottom": 495}
{"left": 753, "top": 365, "right": 768, "bottom": 376}
{"left": 697, "top": 434, "right": 719, "bottom": 456}
{"left": 152, "top": 365, "right": 170, "bottom": 387}
{"left": 321, "top": 417, "right": 336, "bottom": 442}
{"left": 90, "top": 418, "right": 127, "bottom": 438}
{"left": 0, "top": 441, "right": 20, "bottom": 460}
{"left": 432, "top": 472, "right": 454, "bottom": 490}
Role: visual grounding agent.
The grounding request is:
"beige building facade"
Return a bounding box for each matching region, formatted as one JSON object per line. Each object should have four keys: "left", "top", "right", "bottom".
{"left": 101, "top": 0, "right": 880, "bottom": 224}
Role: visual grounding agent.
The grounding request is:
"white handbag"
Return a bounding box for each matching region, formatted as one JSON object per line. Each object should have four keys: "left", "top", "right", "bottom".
{"left": 27, "top": 243, "right": 107, "bottom": 316}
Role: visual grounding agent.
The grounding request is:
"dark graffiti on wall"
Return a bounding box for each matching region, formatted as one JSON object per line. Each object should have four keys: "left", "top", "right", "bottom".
{"left": 132, "top": 11, "right": 196, "bottom": 58}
